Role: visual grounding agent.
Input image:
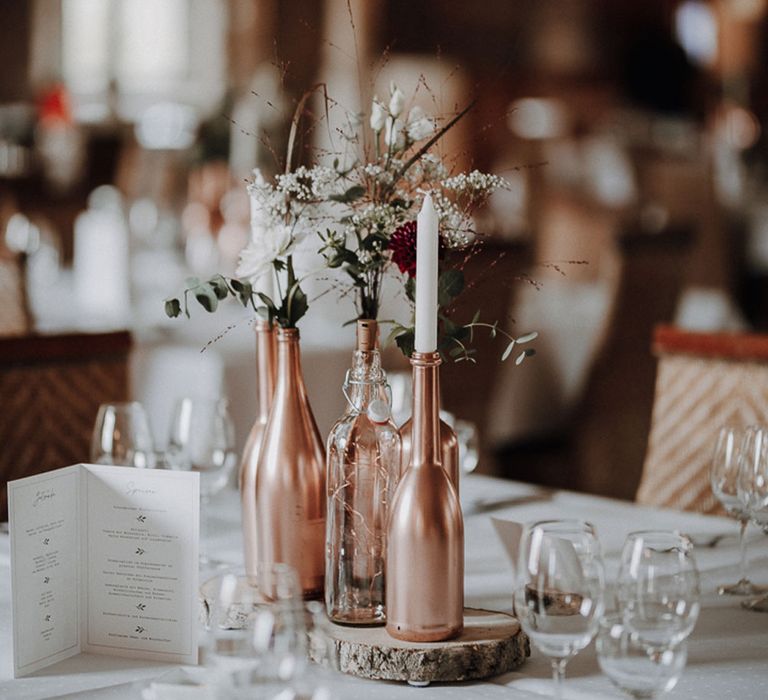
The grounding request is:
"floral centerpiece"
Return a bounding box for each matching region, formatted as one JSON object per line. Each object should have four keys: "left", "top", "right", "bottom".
{"left": 166, "top": 83, "right": 536, "bottom": 364}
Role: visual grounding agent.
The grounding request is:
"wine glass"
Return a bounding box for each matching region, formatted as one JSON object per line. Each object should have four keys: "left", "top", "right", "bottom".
{"left": 166, "top": 397, "right": 237, "bottom": 566}
{"left": 709, "top": 426, "right": 764, "bottom": 595}
{"left": 454, "top": 418, "right": 480, "bottom": 473}
{"left": 597, "top": 614, "right": 687, "bottom": 698}
{"left": 616, "top": 531, "right": 700, "bottom": 648}
{"left": 202, "top": 565, "right": 307, "bottom": 697}
{"left": 513, "top": 519, "right": 605, "bottom": 699}
{"left": 90, "top": 401, "right": 156, "bottom": 468}
{"left": 710, "top": 425, "right": 765, "bottom": 595}
{"left": 736, "top": 425, "right": 768, "bottom": 612}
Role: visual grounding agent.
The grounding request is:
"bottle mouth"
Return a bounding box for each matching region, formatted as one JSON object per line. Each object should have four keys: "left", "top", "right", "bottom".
{"left": 356, "top": 319, "right": 378, "bottom": 352}
{"left": 276, "top": 327, "right": 300, "bottom": 339}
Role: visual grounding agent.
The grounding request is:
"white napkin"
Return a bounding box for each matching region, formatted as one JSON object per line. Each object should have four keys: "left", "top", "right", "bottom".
{"left": 492, "top": 518, "right": 584, "bottom": 585}
{"left": 491, "top": 518, "right": 523, "bottom": 578}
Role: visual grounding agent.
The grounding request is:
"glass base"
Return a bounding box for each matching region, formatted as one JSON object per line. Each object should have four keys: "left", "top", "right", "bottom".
{"left": 717, "top": 579, "right": 768, "bottom": 596}
{"left": 742, "top": 594, "right": 768, "bottom": 612}
{"left": 328, "top": 607, "right": 386, "bottom": 627}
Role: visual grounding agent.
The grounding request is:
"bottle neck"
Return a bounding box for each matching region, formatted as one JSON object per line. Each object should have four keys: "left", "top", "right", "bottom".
{"left": 255, "top": 320, "right": 277, "bottom": 422}
{"left": 345, "top": 348, "right": 387, "bottom": 413}
{"left": 275, "top": 328, "right": 303, "bottom": 395}
{"left": 344, "top": 319, "right": 388, "bottom": 413}
{"left": 410, "top": 352, "right": 442, "bottom": 467}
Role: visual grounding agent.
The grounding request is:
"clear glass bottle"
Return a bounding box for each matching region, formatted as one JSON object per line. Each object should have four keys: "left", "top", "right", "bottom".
{"left": 325, "top": 320, "right": 401, "bottom": 625}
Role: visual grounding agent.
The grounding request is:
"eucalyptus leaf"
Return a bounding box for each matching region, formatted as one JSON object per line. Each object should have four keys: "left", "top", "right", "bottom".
{"left": 501, "top": 341, "right": 516, "bottom": 362}
{"left": 164, "top": 299, "right": 181, "bottom": 318}
{"left": 516, "top": 331, "right": 539, "bottom": 344}
{"left": 195, "top": 283, "right": 218, "bottom": 313}
{"left": 209, "top": 276, "right": 229, "bottom": 300}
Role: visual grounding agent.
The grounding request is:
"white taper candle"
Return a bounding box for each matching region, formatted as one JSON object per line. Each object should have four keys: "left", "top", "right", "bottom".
{"left": 414, "top": 193, "right": 439, "bottom": 353}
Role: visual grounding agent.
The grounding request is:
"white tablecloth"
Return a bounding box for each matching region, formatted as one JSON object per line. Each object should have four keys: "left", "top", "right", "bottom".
{"left": 2, "top": 475, "right": 768, "bottom": 699}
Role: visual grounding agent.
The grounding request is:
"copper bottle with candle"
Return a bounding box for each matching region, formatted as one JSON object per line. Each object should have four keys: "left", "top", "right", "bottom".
{"left": 239, "top": 319, "right": 277, "bottom": 575}
{"left": 256, "top": 327, "right": 326, "bottom": 598}
{"left": 386, "top": 351, "right": 464, "bottom": 641}
{"left": 326, "top": 319, "right": 401, "bottom": 625}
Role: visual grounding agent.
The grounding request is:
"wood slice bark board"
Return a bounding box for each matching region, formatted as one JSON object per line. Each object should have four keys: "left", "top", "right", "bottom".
{"left": 311, "top": 608, "right": 530, "bottom": 684}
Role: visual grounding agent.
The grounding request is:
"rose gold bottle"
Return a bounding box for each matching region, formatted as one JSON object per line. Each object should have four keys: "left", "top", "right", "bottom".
{"left": 239, "top": 319, "right": 277, "bottom": 575}
{"left": 399, "top": 415, "right": 459, "bottom": 494}
{"left": 256, "top": 327, "right": 326, "bottom": 598}
{"left": 386, "top": 351, "right": 464, "bottom": 641}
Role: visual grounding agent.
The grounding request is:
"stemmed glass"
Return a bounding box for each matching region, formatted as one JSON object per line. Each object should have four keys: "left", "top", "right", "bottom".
{"left": 90, "top": 401, "right": 156, "bottom": 468}
{"left": 602, "top": 530, "right": 700, "bottom": 697}
{"left": 201, "top": 565, "right": 307, "bottom": 697}
{"left": 513, "top": 519, "right": 605, "bottom": 699}
{"left": 166, "top": 397, "right": 237, "bottom": 567}
{"left": 736, "top": 425, "right": 768, "bottom": 612}
{"left": 597, "top": 614, "right": 687, "bottom": 698}
{"left": 710, "top": 426, "right": 765, "bottom": 595}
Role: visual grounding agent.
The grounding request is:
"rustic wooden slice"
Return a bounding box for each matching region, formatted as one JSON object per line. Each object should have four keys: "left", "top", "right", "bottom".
{"left": 310, "top": 608, "right": 530, "bottom": 685}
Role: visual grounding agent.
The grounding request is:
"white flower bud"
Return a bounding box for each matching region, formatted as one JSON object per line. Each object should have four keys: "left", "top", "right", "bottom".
{"left": 384, "top": 118, "right": 406, "bottom": 150}
{"left": 370, "top": 98, "right": 387, "bottom": 132}
{"left": 388, "top": 84, "right": 405, "bottom": 118}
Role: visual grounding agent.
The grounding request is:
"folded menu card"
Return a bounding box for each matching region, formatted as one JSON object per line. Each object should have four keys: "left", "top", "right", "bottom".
{"left": 8, "top": 464, "right": 199, "bottom": 677}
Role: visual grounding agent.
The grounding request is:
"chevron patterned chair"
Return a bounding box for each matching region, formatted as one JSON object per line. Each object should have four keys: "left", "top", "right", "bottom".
{"left": 635, "top": 325, "right": 768, "bottom": 514}
{"left": 0, "top": 331, "right": 132, "bottom": 520}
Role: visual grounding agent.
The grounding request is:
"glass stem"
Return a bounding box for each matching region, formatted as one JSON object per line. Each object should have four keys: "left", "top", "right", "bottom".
{"left": 738, "top": 518, "right": 749, "bottom": 584}
{"left": 551, "top": 658, "right": 567, "bottom": 699}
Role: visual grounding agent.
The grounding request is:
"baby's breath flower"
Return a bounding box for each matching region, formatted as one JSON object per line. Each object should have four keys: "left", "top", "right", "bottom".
{"left": 441, "top": 170, "right": 508, "bottom": 194}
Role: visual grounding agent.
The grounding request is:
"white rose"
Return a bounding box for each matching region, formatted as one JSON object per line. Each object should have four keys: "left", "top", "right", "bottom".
{"left": 388, "top": 83, "right": 405, "bottom": 118}
{"left": 384, "top": 118, "right": 406, "bottom": 150}
{"left": 236, "top": 223, "right": 293, "bottom": 283}
{"left": 406, "top": 106, "right": 435, "bottom": 142}
{"left": 370, "top": 98, "right": 387, "bottom": 132}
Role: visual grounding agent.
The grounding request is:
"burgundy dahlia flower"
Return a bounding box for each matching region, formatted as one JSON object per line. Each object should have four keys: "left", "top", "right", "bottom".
{"left": 389, "top": 220, "right": 418, "bottom": 277}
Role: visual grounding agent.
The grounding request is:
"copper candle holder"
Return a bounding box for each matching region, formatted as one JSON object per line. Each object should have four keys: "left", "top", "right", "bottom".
{"left": 386, "top": 351, "right": 464, "bottom": 642}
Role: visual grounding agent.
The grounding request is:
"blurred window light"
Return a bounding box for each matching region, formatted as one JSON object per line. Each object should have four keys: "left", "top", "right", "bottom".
{"left": 135, "top": 102, "right": 198, "bottom": 150}
{"left": 508, "top": 98, "right": 568, "bottom": 140}
{"left": 62, "top": 0, "right": 111, "bottom": 94}
{"left": 675, "top": 1, "right": 718, "bottom": 66}
{"left": 60, "top": 0, "right": 225, "bottom": 123}
{"left": 117, "top": 0, "right": 187, "bottom": 90}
